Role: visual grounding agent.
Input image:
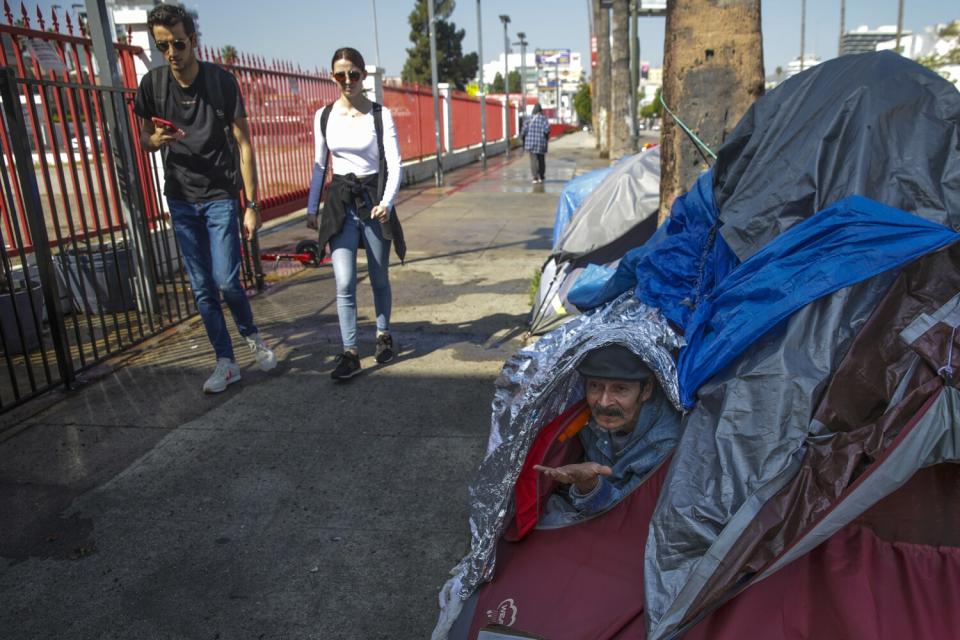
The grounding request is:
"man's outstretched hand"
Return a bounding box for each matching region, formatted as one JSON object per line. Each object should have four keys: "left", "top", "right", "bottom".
{"left": 533, "top": 462, "right": 613, "bottom": 494}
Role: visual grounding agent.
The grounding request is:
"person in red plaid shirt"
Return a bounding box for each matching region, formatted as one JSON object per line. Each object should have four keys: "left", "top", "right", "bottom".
{"left": 520, "top": 103, "right": 551, "bottom": 184}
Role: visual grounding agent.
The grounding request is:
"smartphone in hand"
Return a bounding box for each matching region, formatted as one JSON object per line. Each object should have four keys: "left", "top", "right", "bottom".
{"left": 151, "top": 116, "right": 186, "bottom": 139}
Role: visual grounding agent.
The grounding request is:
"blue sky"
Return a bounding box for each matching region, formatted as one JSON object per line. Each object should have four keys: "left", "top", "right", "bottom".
{"left": 36, "top": 1, "right": 958, "bottom": 77}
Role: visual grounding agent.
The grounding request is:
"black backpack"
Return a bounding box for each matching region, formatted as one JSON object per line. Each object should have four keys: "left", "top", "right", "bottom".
{"left": 319, "top": 101, "right": 391, "bottom": 208}
{"left": 150, "top": 61, "right": 239, "bottom": 185}
{"left": 318, "top": 101, "right": 406, "bottom": 263}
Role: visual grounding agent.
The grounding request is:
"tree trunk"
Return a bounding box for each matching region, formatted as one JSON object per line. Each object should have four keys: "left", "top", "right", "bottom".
{"left": 594, "top": 0, "right": 611, "bottom": 157}
{"left": 610, "top": 0, "right": 634, "bottom": 159}
{"left": 659, "top": 0, "right": 764, "bottom": 223}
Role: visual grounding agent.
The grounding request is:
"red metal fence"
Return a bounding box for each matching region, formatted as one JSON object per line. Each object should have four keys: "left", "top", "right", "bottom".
{"left": 196, "top": 48, "right": 340, "bottom": 220}
{"left": 0, "top": 1, "right": 518, "bottom": 411}
{"left": 0, "top": 1, "right": 197, "bottom": 409}
{"left": 0, "top": 3, "right": 520, "bottom": 255}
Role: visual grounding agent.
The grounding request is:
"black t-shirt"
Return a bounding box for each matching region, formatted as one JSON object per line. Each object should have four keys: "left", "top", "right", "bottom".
{"left": 134, "top": 63, "right": 246, "bottom": 202}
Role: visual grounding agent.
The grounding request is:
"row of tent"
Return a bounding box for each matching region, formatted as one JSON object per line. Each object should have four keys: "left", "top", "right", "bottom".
{"left": 529, "top": 142, "right": 661, "bottom": 335}
{"left": 435, "top": 51, "right": 960, "bottom": 640}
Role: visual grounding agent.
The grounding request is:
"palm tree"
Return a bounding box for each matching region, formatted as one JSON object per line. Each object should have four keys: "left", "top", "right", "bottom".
{"left": 221, "top": 45, "right": 238, "bottom": 65}
{"left": 610, "top": 0, "right": 634, "bottom": 158}
{"left": 594, "top": 0, "right": 611, "bottom": 156}
{"left": 659, "top": 0, "right": 763, "bottom": 223}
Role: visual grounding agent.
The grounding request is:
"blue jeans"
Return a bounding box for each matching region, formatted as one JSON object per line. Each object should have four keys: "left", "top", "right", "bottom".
{"left": 168, "top": 198, "right": 258, "bottom": 361}
{"left": 330, "top": 207, "right": 392, "bottom": 349}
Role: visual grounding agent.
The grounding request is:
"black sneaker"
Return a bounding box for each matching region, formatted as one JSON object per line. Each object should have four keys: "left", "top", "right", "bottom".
{"left": 374, "top": 334, "right": 395, "bottom": 364}
{"left": 330, "top": 351, "right": 361, "bottom": 380}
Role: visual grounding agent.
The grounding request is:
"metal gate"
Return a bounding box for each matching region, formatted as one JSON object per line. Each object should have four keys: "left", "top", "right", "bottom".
{"left": 0, "top": 10, "right": 204, "bottom": 411}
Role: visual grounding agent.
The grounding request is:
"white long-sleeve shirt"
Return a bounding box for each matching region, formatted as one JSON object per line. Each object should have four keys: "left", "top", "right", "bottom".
{"left": 313, "top": 104, "right": 403, "bottom": 209}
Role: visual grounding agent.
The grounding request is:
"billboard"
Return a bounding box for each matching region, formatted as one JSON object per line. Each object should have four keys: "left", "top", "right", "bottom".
{"left": 536, "top": 49, "right": 571, "bottom": 66}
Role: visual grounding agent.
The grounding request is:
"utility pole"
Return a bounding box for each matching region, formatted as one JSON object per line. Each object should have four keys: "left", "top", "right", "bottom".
{"left": 515, "top": 31, "right": 528, "bottom": 119}
{"left": 371, "top": 0, "right": 381, "bottom": 67}
{"left": 555, "top": 60, "right": 561, "bottom": 122}
{"left": 477, "top": 0, "right": 487, "bottom": 169}
{"left": 428, "top": 0, "right": 444, "bottom": 185}
{"left": 629, "top": 0, "right": 639, "bottom": 148}
{"left": 499, "top": 14, "right": 511, "bottom": 156}
{"left": 895, "top": 0, "right": 904, "bottom": 53}
{"left": 838, "top": 0, "right": 846, "bottom": 56}
{"left": 660, "top": 0, "right": 764, "bottom": 223}
{"left": 800, "top": 0, "right": 806, "bottom": 71}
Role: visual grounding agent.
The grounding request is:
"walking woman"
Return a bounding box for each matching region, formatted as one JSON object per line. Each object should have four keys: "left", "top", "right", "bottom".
{"left": 306, "top": 47, "right": 404, "bottom": 380}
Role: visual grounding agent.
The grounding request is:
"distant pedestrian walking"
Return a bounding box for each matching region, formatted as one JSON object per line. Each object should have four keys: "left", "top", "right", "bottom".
{"left": 135, "top": 4, "right": 277, "bottom": 394}
{"left": 306, "top": 47, "right": 405, "bottom": 381}
{"left": 521, "top": 103, "right": 550, "bottom": 184}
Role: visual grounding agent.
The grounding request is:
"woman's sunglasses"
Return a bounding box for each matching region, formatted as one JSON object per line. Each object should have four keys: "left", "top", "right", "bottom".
{"left": 156, "top": 39, "right": 189, "bottom": 53}
{"left": 333, "top": 70, "right": 363, "bottom": 84}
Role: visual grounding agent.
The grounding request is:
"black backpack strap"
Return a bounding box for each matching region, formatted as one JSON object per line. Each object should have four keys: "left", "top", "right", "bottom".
{"left": 316, "top": 103, "right": 334, "bottom": 196}
{"left": 151, "top": 67, "right": 170, "bottom": 163}
{"left": 151, "top": 66, "right": 169, "bottom": 118}
{"left": 372, "top": 102, "right": 386, "bottom": 204}
{"left": 320, "top": 102, "right": 333, "bottom": 141}
{"left": 202, "top": 61, "right": 229, "bottom": 124}
{"left": 199, "top": 62, "right": 243, "bottom": 192}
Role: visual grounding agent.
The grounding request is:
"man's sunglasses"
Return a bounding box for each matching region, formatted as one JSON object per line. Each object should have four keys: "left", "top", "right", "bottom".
{"left": 156, "top": 39, "right": 189, "bottom": 53}
{"left": 333, "top": 70, "right": 363, "bottom": 84}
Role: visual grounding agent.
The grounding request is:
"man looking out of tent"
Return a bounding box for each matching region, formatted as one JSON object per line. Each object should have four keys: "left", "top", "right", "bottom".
{"left": 535, "top": 343, "right": 680, "bottom": 516}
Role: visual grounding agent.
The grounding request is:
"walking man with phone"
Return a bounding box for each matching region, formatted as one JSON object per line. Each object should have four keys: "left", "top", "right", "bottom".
{"left": 134, "top": 4, "right": 277, "bottom": 393}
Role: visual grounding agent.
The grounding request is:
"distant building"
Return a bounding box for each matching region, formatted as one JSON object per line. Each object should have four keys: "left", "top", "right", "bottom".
{"left": 107, "top": 1, "right": 200, "bottom": 79}
{"left": 785, "top": 55, "right": 822, "bottom": 78}
{"left": 480, "top": 52, "right": 538, "bottom": 98}
{"left": 639, "top": 63, "right": 663, "bottom": 106}
{"left": 841, "top": 25, "right": 908, "bottom": 56}
{"left": 876, "top": 21, "right": 960, "bottom": 88}
{"left": 480, "top": 49, "right": 584, "bottom": 121}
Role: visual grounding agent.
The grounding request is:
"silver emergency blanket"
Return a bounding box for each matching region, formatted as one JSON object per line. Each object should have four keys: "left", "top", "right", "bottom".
{"left": 644, "top": 273, "right": 896, "bottom": 640}
{"left": 433, "top": 293, "right": 684, "bottom": 640}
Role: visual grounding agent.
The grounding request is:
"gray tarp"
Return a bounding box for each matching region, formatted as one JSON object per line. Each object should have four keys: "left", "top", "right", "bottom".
{"left": 714, "top": 51, "right": 960, "bottom": 262}
{"left": 554, "top": 146, "right": 660, "bottom": 262}
{"left": 529, "top": 148, "right": 661, "bottom": 335}
{"left": 644, "top": 273, "right": 896, "bottom": 639}
{"left": 643, "top": 52, "right": 960, "bottom": 638}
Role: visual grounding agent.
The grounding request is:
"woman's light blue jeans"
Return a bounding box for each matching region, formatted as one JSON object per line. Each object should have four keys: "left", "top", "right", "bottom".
{"left": 167, "top": 197, "right": 257, "bottom": 361}
{"left": 330, "top": 206, "right": 392, "bottom": 350}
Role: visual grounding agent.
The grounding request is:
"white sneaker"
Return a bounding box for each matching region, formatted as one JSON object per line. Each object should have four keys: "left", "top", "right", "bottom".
{"left": 246, "top": 333, "right": 277, "bottom": 371}
{"left": 203, "top": 358, "right": 241, "bottom": 394}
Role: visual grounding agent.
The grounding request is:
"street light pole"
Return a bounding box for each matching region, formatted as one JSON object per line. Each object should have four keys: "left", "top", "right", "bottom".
{"left": 555, "top": 60, "right": 561, "bottom": 123}
{"left": 800, "top": 0, "right": 806, "bottom": 72}
{"left": 515, "top": 32, "right": 528, "bottom": 120}
{"left": 838, "top": 0, "right": 846, "bottom": 56}
{"left": 476, "top": 0, "right": 487, "bottom": 169}
{"left": 895, "top": 0, "right": 904, "bottom": 53}
{"left": 428, "top": 0, "right": 444, "bottom": 185}
{"left": 371, "top": 0, "right": 381, "bottom": 68}
{"left": 499, "top": 14, "right": 510, "bottom": 157}
{"left": 629, "top": 0, "right": 638, "bottom": 150}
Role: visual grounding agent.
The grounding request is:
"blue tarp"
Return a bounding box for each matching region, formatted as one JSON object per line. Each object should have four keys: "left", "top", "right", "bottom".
{"left": 567, "top": 169, "right": 739, "bottom": 329}
{"left": 568, "top": 180, "right": 960, "bottom": 408}
{"left": 552, "top": 166, "right": 614, "bottom": 250}
{"left": 676, "top": 195, "right": 960, "bottom": 407}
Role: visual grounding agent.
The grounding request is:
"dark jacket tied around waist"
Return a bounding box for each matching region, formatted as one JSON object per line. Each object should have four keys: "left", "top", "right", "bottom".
{"left": 318, "top": 173, "right": 406, "bottom": 263}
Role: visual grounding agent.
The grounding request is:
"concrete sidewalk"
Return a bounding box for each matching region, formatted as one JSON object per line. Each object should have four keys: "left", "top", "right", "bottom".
{"left": 0, "top": 132, "right": 608, "bottom": 639}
